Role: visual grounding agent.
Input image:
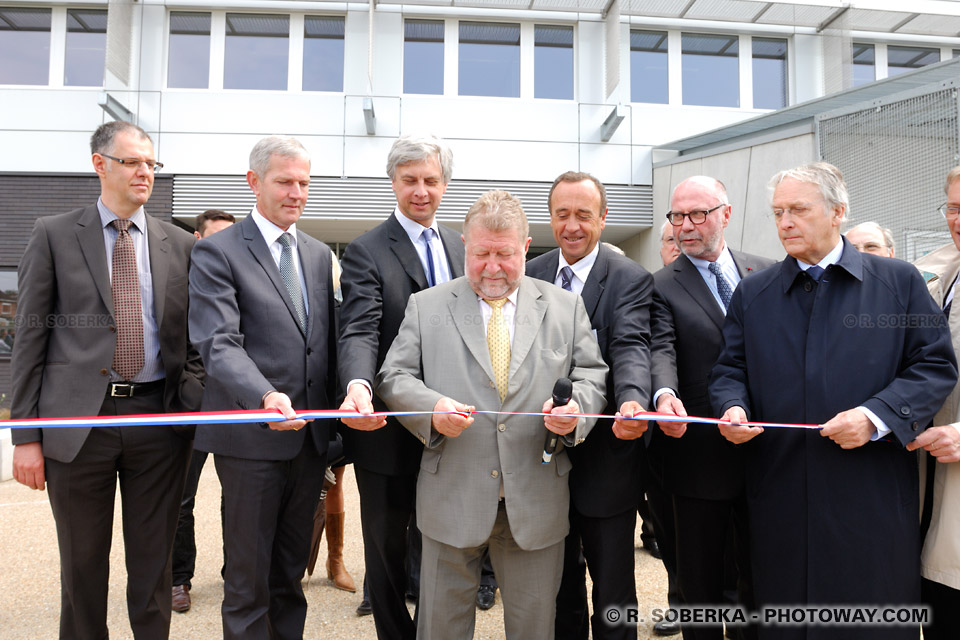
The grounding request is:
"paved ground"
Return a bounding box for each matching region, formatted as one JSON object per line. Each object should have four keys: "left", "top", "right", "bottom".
{"left": 0, "top": 462, "right": 672, "bottom": 639}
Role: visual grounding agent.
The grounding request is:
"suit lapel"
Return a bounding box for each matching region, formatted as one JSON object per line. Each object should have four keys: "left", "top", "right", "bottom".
{"left": 76, "top": 204, "right": 114, "bottom": 315}
{"left": 297, "top": 230, "right": 317, "bottom": 339}
{"left": 145, "top": 214, "right": 169, "bottom": 327}
{"left": 673, "top": 255, "right": 725, "bottom": 330}
{"left": 731, "top": 250, "right": 762, "bottom": 280}
{"left": 387, "top": 215, "right": 429, "bottom": 290}
{"left": 449, "top": 279, "right": 496, "bottom": 385}
{"left": 241, "top": 216, "right": 306, "bottom": 337}
{"left": 580, "top": 246, "right": 606, "bottom": 318}
{"left": 509, "top": 278, "right": 546, "bottom": 383}
{"left": 438, "top": 224, "right": 465, "bottom": 278}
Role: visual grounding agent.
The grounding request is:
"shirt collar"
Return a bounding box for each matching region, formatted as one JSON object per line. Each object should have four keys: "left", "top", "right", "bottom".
{"left": 394, "top": 206, "right": 440, "bottom": 244}
{"left": 97, "top": 197, "right": 146, "bottom": 233}
{"left": 781, "top": 237, "right": 863, "bottom": 292}
{"left": 478, "top": 287, "right": 520, "bottom": 308}
{"left": 797, "top": 238, "right": 844, "bottom": 271}
{"left": 686, "top": 244, "right": 733, "bottom": 272}
{"left": 557, "top": 242, "right": 600, "bottom": 284}
{"left": 250, "top": 206, "right": 297, "bottom": 247}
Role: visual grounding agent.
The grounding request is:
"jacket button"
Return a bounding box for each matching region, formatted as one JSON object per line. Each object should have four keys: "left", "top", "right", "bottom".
{"left": 498, "top": 423, "right": 505, "bottom": 432}
{"left": 491, "top": 470, "right": 499, "bottom": 478}
{"left": 912, "top": 421, "right": 919, "bottom": 431}
{"left": 100, "top": 368, "right": 108, "bottom": 376}
{"left": 109, "top": 325, "right": 116, "bottom": 333}
{"left": 803, "top": 282, "right": 813, "bottom": 292}
{"left": 900, "top": 406, "right": 910, "bottom": 416}
{"left": 306, "top": 348, "right": 312, "bottom": 355}
{"left": 307, "top": 380, "right": 313, "bottom": 387}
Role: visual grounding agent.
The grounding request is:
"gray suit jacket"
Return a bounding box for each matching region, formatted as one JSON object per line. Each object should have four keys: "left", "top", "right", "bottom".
{"left": 11, "top": 204, "right": 204, "bottom": 461}
{"left": 376, "top": 276, "right": 608, "bottom": 551}
{"left": 189, "top": 214, "right": 337, "bottom": 460}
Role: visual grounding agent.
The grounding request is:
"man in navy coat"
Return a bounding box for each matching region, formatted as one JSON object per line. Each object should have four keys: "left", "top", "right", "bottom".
{"left": 710, "top": 162, "right": 957, "bottom": 639}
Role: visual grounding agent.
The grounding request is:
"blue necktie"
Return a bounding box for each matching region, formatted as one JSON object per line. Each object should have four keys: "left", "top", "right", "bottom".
{"left": 708, "top": 262, "right": 734, "bottom": 310}
{"left": 806, "top": 265, "right": 825, "bottom": 282}
{"left": 559, "top": 266, "right": 574, "bottom": 292}
{"left": 421, "top": 228, "right": 437, "bottom": 288}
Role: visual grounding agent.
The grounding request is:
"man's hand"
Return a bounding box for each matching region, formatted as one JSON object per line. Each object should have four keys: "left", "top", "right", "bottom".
{"left": 656, "top": 393, "right": 688, "bottom": 438}
{"left": 906, "top": 424, "right": 960, "bottom": 463}
{"left": 543, "top": 398, "right": 581, "bottom": 436}
{"left": 264, "top": 391, "right": 309, "bottom": 431}
{"left": 339, "top": 383, "right": 387, "bottom": 431}
{"left": 13, "top": 442, "right": 45, "bottom": 491}
{"left": 820, "top": 408, "right": 874, "bottom": 449}
{"left": 432, "top": 397, "right": 474, "bottom": 438}
{"left": 613, "top": 400, "right": 648, "bottom": 440}
{"left": 718, "top": 406, "right": 762, "bottom": 444}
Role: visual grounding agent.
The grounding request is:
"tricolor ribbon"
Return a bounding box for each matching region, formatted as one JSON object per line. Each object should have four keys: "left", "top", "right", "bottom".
{"left": 0, "top": 408, "right": 821, "bottom": 430}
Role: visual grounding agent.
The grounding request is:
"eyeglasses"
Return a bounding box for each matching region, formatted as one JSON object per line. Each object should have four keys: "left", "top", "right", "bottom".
{"left": 100, "top": 153, "right": 164, "bottom": 173}
{"left": 666, "top": 203, "right": 725, "bottom": 226}
{"left": 938, "top": 203, "right": 960, "bottom": 220}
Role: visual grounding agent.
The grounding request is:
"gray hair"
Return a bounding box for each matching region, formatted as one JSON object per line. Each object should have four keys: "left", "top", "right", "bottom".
{"left": 90, "top": 121, "right": 151, "bottom": 155}
{"left": 659, "top": 219, "right": 673, "bottom": 238}
{"left": 769, "top": 162, "right": 849, "bottom": 221}
{"left": 249, "top": 136, "right": 310, "bottom": 177}
{"left": 386, "top": 134, "right": 453, "bottom": 184}
{"left": 945, "top": 166, "right": 960, "bottom": 194}
{"left": 463, "top": 190, "right": 529, "bottom": 241}
{"left": 846, "top": 221, "right": 894, "bottom": 251}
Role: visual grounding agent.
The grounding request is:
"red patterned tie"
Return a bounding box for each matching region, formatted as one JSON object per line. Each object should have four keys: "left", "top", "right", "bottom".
{"left": 110, "top": 219, "right": 144, "bottom": 380}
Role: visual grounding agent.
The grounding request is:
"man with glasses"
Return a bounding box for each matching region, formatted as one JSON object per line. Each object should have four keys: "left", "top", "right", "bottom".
{"left": 10, "top": 121, "right": 204, "bottom": 639}
{"left": 845, "top": 221, "right": 895, "bottom": 258}
{"left": 711, "top": 162, "right": 957, "bottom": 639}
{"left": 627, "top": 176, "right": 771, "bottom": 639}
{"left": 908, "top": 167, "right": 960, "bottom": 640}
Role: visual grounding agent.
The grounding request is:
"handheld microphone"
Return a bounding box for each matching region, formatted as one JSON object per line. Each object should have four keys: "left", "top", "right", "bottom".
{"left": 542, "top": 377, "right": 573, "bottom": 464}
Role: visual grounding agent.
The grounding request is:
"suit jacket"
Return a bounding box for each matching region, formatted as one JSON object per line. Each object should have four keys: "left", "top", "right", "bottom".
{"left": 650, "top": 250, "right": 773, "bottom": 500}
{"left": 526, "top": 245, "right": 653, "bottom": 517}
{"left": 375, "top": 276, "right": 608, "bottom": 551}
{"left": 709, "top": 240, "right": 957, "bottom": 609}
{"left": 338, "top": 213, "right": 465, "bottom": 476}
{"left": 189, "top": 214, "right": 337, "bottom": 460}
{"left": 915, "top": 243, "right": 960, "bottom": 592}
{"left": 11, "top": 204, "right": 204, "bottom": 461}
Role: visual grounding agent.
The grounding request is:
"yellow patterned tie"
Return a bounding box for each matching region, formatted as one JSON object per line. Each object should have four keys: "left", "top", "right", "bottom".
{"left": 485, "top": 298, "right": 510, "bottom": 401}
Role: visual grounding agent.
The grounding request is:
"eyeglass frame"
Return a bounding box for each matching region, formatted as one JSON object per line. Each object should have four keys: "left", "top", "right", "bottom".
{"left": 100, "top": 153, "right": 164, "bottom": 173}
{"left": 938, "top": 203, "right": 960, "bottom": 220}
{"left": 665, "top": 203, "right": 726, "bottom": 226}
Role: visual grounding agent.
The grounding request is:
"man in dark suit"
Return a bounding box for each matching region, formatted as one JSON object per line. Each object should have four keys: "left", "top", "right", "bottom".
{"left": 189, "top": 136, "right": 338, "bottom": 639}
{"left": 526, "top": 171, "right": 653, "bottom": 640}
{"left": 338, "top": 134, "right": 464, "bottom": 640}
{"left": 712, "top": 162, "right": 957, "bottom": 640}
{"left": 631, "top": 176, "right": 773, "bottom": 640}
{"left": 11, "top": 121, "right": 204, "bottom": 639}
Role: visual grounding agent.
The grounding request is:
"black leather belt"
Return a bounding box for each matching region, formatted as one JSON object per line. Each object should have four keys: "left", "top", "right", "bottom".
{"left": 107, "top": 379, "right": 165, "bottom": 398}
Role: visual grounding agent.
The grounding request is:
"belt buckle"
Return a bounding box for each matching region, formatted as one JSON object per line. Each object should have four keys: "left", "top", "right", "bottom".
{"left": 110, "top": 383, "right": 134, "bottom": 398}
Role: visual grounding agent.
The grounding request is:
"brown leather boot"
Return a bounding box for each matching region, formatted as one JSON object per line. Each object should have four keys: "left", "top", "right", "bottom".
{"left": 325, "top": 511, "right": 357, "bottom": 592}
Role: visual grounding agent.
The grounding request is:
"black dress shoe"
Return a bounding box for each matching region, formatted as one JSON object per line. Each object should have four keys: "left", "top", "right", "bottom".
{"left": 654, "top": 619, "right": 681, "bottom": 636}
{"left": 356, "top": 598, "right": 372, "bottom": 616}
{"left": 643, "top": 539, "right": 662, "bottom": 559}
{"left": 476, "top": 585, "right": 496, "bottom": 610}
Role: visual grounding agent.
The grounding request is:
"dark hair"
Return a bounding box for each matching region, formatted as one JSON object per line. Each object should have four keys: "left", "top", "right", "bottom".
{"left": 548, "top": 171, "right": 607, "bottom": 214}
{"left": 195, "top": 209, "right": 236, "bottom": 236}
{"left": 90, "top": 121, "right": 151, "bottom": 155}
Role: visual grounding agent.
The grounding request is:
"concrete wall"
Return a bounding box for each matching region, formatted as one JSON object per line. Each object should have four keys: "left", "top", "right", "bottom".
{"left": 621, "top": 133, "right": 818, "bottom": 273}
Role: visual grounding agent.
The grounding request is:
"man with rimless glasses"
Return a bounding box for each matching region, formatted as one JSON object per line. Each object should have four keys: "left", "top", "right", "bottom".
{"left": 11, "top": 121, "right": 203, "bottom": 639}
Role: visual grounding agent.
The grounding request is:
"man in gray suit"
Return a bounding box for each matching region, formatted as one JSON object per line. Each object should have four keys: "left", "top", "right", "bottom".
{"left": 189, "top": 136, "right": 338, "bottom": 639}
{"left": 377, "top": 190, "right": 608, "bottom": 640}
{"left": 11, "top": 121, "right": 204, "bottom": 639}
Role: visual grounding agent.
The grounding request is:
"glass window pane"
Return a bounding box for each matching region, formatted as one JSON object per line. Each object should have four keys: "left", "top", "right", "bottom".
{"left": 65, "top": 9, "right": 107, "bottom": 87}
{"left": 303, "top": 16, "right": 344, "bottom": 92}
{"left": 682, "top": 33, "right": 739, "bottom": 108}
{"left": 168, "top": 12, "right": 210, "bottom": 89}
{"left": 752, "top": 37, "right": 786, "bottom": 110}
{"left": 0, "top": 270, "right": 17, "bottom": 358}
{"left": 404, "top": 19, "right": 444, "bottom": 95}
{"left": 0, "top": 8, "right": 51, "bottom": 85}
{"left": 630, "top": 29, "right": 668, "bottom": 104}
{"left": 534, "top": 25, "right": 573, "bottom": 100}
{"left": 458, "top": 22, "right": 519, "bottom": 98}
{"left": 887, "top": 45, "right": 941, "bottom": 77}
{"left": 224, "top": 13, "right": 289, "bottom": 90}
{"left": 852, "top": 43, "right": 875, "bottom": 87}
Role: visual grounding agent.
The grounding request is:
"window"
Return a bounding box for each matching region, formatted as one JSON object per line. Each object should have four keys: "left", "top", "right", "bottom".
{"left": 168, "top": 12, "right": 210, "bottom": 89}
{"left": 303, "top": 16, "right": 344, "bottom": 92}
{"left": 459, "top": 22, "right": 520, "bottom": 98}
{"left": 65, "top": 9, "right": 107, "bottom": 87}
{"left": 0, "top": 8, "right": 51, "bottom": 85}
{"left": 752, "top": 38, "right": 787, "bottom": 109}
{"left": 682, "top": 33, "right": 739, "bottom": 107}
{"left": 0, "top": 270, "right": 17, "bottom": 358}
{"left": 224, "top": 13, "right": 289, "bottom": 90}
{"left": 404, "top": 20, "right": 444, "bottom": 95}
{"left": 534, "top": 25, "right": 573, "bottom": 100}
{"left": 852, "top": 43, "right": 875, "bottom": 87}
{"left": 887, "top": 45, "right": 941, "bottom": 77}
{"left": 630, "top": 30, "right": 668, "bottom": 104}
